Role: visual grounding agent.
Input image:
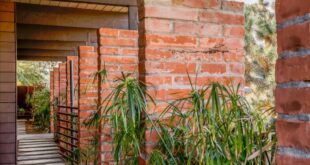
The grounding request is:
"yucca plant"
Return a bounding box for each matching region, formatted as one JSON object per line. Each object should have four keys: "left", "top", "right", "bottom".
{"left": 148, "top": 80, "right": 276, "bottom": 165}
{"left": 85, "top": 71, "right": 276, "bottom": 165}
{"left": 86, "top": 72, "right": 155, "bottom": 164}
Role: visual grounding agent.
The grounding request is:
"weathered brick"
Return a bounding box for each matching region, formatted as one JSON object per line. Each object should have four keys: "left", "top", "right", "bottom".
{"left": 277, "top": 120, "right": 310, "bottom": 150}
{"left": 222, "top": 1, "right": 244, "bottom": 12}
{"left": 145, "top": 18, "right": 172, "bottom": 33}
{"left": 100, "top": 38, "right": 137, "bottom": 47}
{"left": 223, "top": 52, "right": 244, "bottom": 62}
{"left": 99, "top": 28, "right": 119, "bottom": 37}
{"left": 224, "top": 25, "right": 244, "bottom": 38}
{"left": 145, "top": 34, "right": 197, "bottom": 48}
{"left": 276, "top": 0, "right": 310, "bottom": 24}
{"left": 229, "top": 63, "right": 244, "bottom": 74}
{"left": 277, "top": 22, "right": 310, "bottom": 53}
{"left": 276, "top": 56, "right": 310, "bottom": 83}
{"left": 173, "top": 0, "right": 220, "bottom": 9}
{"left": 174, "top": 22, "right": 222, "bottom": 36}
{"left": 201, "top": 63, "right": 226, "bottom": 74}
{"left": 142, "top": 48, "right": 173, "bottom": 60}
{"left": 143, "top": 5, "right": 198, "bottom": 21}
{"left": 276, "top": 88, "right": 310, "bottom": 114}
{"left": 143, "top": 75, "right": 172, "bottom": 85}
{"left": 199, "top": 11, "right": 244, "bottom": 25}
{"left": 103, "top": 56, "right": 137, "bottom": 64}
{"left": 199, "top": 37, "right": 224, "bottom": 48}
{"left": 276, "top": 154, "right": 310, "bottom": 165}
{"left": 142, "top": 61, "right": 196, "bottom": 74}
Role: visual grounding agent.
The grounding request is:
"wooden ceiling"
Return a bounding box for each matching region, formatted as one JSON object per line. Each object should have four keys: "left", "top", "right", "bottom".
{"left": 13, "top": 0, "right": 137, "bottom": 61}
{"left": 13, "top": 0, "right": 129, "bottom": 13}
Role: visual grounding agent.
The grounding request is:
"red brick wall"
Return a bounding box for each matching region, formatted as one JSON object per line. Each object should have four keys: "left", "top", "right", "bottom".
{"left": 0, "top": 2, "right": 16, "bottom": 164}
{"left": 98, "top": 28, "right": 139, "bottom": 164}
{"left": 53, "top": 68, "right": 60, "bottom": 104}
{"left": 52, "top": 68, "right": 59, "bottom": 134}
{"left": 50, "top": 71, "right": 54, "bottom": 133}
{"left": 78, "top": 46, "right": 99, "bottom": 150}
{"left": 137, "top": 0, "right": 245, "bottom": 156}
{"left": 66, "top": 56, "right": 79, "bottom": 108}
{"left": 276, "top": 0, "right": 310, "bottom": 164}
{"left": 58, "top": 63, "right": 67, "bottom": 149}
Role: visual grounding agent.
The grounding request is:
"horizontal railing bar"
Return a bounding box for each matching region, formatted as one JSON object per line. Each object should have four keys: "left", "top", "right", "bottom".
{"left": 58, "top": 125, "right": 78, "bottom": 132}
{"left": 58, "top": 105, "right": 78, "bottom": 109}
{"left": 57, "top": 132, "right": 78, "bottom": 140}
{"left": 58, "top": 139, "right": 78, "bottom": 148}
{"left": 57, "top": 112, "right": 78, "bottom": 117}
{"left": 58, "top": 119, "right": 78, "bottom": 125}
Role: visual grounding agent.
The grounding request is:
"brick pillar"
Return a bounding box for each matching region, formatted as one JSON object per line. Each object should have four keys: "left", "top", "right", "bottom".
{"left": 59, "top": 63, "right": 67, "bottom": 106}
{"left": 137, "top": 0, "right": 245, "bottom": 156}
{"left": 78, "top": 46, "right": 99, "bottom": 153}
{"left": 0, "top": 2, "right": 16, "bottom": 164}
{"left": 98, "top": 28, "right": 139, "bottom": 164}
{"left": 69, "top": 56, "right": 79, "bottom": 107}
{"left": 52, "top": 68, "right": 60, "bottom": 134}
{"left": 58, "top": 63, "right": 67, "bottom": 149}
{"left": 50, "top": 70, "right": 54, "bottom": 133}
{"left": 66, "top": 56, "right": 79, "bottom": 107}
{"left": 275, "top": 0, "right": 310, "bottom": 164}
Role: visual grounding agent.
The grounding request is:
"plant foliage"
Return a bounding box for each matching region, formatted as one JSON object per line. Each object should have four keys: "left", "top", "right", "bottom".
{"left": 27, "top": 88, "right": 51, "bottom": 131}
{"left": 85, "top": 72, "right": 276, "bottom": 165}
{"left": 148, "top": 81, "right": 276, "bottom": 165}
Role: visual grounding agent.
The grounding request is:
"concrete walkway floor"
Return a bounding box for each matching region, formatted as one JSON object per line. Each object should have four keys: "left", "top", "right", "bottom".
{"left": 17, "top": 120, "right": 65, "bottom": 165}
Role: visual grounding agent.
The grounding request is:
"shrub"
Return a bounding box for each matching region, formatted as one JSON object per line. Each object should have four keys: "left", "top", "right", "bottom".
{"left": 27, "top": 88, "right": 51, "bottom": 131}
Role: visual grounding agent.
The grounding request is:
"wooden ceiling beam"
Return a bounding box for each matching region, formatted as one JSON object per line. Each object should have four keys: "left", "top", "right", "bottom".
{"left": 17, "top": 24, "right": 97, "bottom": 42}
{"left": 18, "top": 40, "right": 85, "bottom": 51}
{"left": 18, "top": 49, "right": 76, "bottom": 57}
{"left": 18, "top": 56, "right": 66, "bottom": 61}
{"left": 17, "top": 4, "right": 129, "bottom": 29}
{"left": 60, "top": 0, "right": 137, "bottom": 6}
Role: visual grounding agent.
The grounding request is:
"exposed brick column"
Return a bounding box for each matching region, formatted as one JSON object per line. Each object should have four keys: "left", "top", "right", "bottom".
{"left": 275, "top": 0, "right": 310, "bottom": 164}
{"left": 78, "top": 46, "right": 99, "bottom": 152}
{"left": 66, "top": 56, "right": 79, "bottom": 107}
{"left": 0, "top": 2, "right": 16, "bottom": 164}
{"left": 52, "top": 67, "right": 60, "bottom": 134}
{"left": 137, "top": 0, "right": 245, "bottom": 157}
{"left": 98, "top": 28, "right": 139, "bottom": 164}
{"left": 59, "top": 63, "right": 67, "bottom": 106}
{"left": 58, "top": 63, "right": 67, "bottom": 149}
{"left": 50, "top": 70, "right": 54, "bottom": 133}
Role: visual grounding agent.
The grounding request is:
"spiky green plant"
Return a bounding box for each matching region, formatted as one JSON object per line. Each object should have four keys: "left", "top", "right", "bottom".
{"left": 85, "top": 72, "right": 276, "bottom": 165}
{"left": 86, "top": 73, "right": 155, "bottom": 164}
{"left": 148, "top": 81, "right": 276, "bottom": 165}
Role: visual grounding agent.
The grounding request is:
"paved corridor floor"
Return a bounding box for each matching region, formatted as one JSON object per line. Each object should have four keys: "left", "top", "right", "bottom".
{"left": 17, "top": 120, "right": 65, "bottom": 165}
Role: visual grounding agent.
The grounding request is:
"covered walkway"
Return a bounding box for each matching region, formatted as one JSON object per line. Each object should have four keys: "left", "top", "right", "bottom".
{"left": 17, "top": 120, "right": 65, "bottom": 165}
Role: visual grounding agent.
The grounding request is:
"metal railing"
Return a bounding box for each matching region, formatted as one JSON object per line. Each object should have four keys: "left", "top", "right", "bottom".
{"left": 55, "top": 60, "right": 79, "bottom": 163}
